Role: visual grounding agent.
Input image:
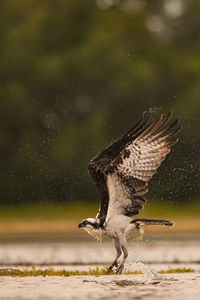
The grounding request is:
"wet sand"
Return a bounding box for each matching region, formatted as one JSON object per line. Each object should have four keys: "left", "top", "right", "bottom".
{"left": 0, "top": 234, "right": 199, "bottom": 299}
{"left": 0, "top": 272, "right": 199, "bottom": 299}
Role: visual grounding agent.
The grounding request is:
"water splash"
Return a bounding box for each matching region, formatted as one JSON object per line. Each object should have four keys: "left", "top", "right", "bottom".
{"left": 124, "top": 261, "right": 165, "bottom": 281}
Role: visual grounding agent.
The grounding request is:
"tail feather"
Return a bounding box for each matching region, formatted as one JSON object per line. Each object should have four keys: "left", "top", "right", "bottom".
{"left": 131, "top": 218, "right": 174, "bottom": 227}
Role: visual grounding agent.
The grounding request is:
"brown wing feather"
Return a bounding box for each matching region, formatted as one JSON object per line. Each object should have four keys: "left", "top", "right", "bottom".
{"left": 88, "top": 163, "right": 108, "bottom": 226}
{"left": 89, "top": 110, "right": 154, "bottom": 171}
{"left": 88, "top": 110, "right": 155, "bottom": 224}
{"left": 88, "top": 110, "right": 182, "bottom": 222}
{"left": 88, "top": 110, "right": 152, "bottom": 224}
{"left": 105, "top": 112, "right": 182, "bottom": 218}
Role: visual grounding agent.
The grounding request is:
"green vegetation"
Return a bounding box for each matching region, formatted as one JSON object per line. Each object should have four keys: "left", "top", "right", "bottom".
{"left": 0, "top": 266, "right": 197, "bottom": 277}
{"left": 0, "top": 202, "right": 98, "bottom": 221}
{"left": 159, "top": 267, "right": 195, "bottom": 274}
{"left": 0, "top": 0, "right": 200, "bottom": 210}
{"left": 0, "top": 266, "right": 140, "bottom": 277}
{"left": 0, "top": 200, "right": 199, "bottom": 221}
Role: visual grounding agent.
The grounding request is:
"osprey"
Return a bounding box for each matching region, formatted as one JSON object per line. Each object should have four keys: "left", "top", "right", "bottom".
{"left": 78, "top": 110, "right": 182, "bottom": 273}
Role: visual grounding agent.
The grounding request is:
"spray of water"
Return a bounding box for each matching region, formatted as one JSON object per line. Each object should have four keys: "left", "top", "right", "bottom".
{"left": 124, "top": 261, "right": 165, "bottom": 281}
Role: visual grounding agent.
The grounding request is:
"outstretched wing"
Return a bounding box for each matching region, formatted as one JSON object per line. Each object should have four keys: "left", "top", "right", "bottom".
{"left": 105, "top": 112, "right": 182, "bottom": 219}
{"left": 88, "top": 110, "right": 182, "bottom": 225}
{"left": 88, "top": 110, "right": 154, "bottom": 225}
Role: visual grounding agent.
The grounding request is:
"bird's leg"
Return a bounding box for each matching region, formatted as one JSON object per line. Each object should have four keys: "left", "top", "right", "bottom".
{"left": 116, "top": 235, "right": 128, "bottom": 274}
{"left": 108, "top": 238, "right": 122, "bottom": 272}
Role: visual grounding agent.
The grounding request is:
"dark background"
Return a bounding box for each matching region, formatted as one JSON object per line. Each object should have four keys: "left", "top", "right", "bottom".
{"left": 0, "top": 0, "right": 200, "bottom": 208}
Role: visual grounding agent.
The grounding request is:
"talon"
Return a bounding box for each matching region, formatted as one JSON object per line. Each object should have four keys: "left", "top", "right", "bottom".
{"left": 108, "top": 262, "right": 118, "bottom": 272}
{"left": 108, "top": 266, "right": 115, "bottom": 272}
{"left": 116, "top": 265, "right": 124, "bottom": 274}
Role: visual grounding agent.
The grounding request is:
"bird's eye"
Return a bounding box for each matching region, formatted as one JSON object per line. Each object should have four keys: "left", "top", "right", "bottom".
{"left": 85, "top": 221, "right": 88, "bottom": 224}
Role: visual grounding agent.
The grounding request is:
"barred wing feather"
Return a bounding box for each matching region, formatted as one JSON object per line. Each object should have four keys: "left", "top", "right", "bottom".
{"left": 106, "top": 113, "right": 182, "bottom": 218}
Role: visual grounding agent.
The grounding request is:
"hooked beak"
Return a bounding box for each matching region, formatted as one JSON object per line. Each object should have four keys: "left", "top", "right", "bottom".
{"left": 78, "top": 222, "right": 84, "bottom": 228}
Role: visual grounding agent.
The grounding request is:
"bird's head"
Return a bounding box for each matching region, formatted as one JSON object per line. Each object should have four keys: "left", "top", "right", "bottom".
{"left": 78, "top": 218, "right": 102, "bottom": 241}
{"left": 78, "top": 218, "right": 98, "bottom": 230}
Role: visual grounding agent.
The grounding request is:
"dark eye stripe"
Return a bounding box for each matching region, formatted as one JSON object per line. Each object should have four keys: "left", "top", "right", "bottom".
{"left": 88, "top": 222, "right": 98, "bottom": 228}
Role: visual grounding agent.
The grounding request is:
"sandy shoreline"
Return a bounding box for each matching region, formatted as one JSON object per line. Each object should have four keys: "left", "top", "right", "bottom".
{"left": 0, "top": 272, "right": 199, "bottom": 299}
{"left": 0, "top": 235, "right": 199, "bottom": 299}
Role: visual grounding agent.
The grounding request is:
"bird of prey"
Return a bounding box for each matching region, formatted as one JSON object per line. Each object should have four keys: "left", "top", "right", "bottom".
{"left": 78, "top": 110, "right": 182, "bottom": 273}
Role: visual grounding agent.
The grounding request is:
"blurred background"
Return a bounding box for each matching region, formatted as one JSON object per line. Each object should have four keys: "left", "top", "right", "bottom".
{"left": 0, "top": 0, "right": 200, "bottom": 238}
